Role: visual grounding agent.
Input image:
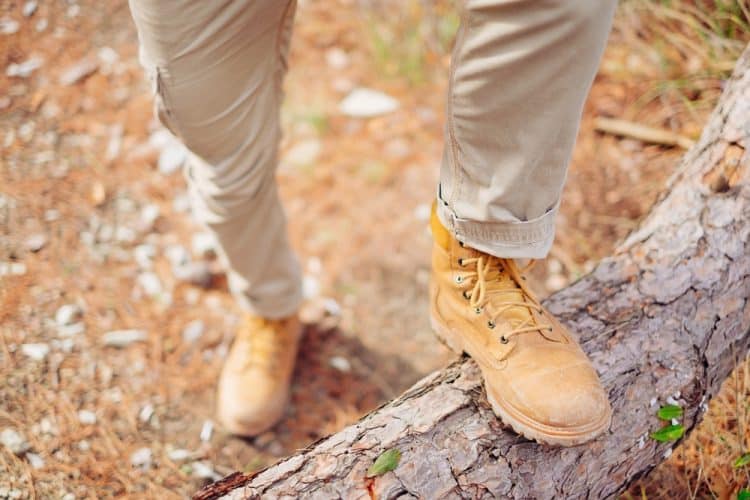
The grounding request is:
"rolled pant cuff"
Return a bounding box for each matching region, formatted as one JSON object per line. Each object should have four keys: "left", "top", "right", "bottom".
{"left": 436, "top": 200, "right": 557, "bottom": 260}
{"left": 230, "top": 278, "right": 305, "bottom": 320}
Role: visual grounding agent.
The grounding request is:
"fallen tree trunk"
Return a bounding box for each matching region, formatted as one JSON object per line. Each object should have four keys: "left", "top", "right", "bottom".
{"left": 197, "top": 45, "right": 750, "bottom": 500}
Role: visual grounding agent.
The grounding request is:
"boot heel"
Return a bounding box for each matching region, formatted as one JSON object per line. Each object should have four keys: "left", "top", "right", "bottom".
{"left": 429, "top": 313, "right": 464, "bottom": 354}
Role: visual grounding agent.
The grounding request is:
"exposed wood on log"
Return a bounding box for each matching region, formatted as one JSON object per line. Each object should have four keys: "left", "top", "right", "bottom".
{"left": 196, "top": 45, "right": 750, "bottom": 500}
{"left": 594, "top": 117, "right": 695, "bottom": 149}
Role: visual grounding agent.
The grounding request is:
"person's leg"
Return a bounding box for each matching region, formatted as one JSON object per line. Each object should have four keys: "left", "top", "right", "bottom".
{"left": 430, "top": 0, "right": 617, "bottom": 446}
{"left": 438, "top": 0, "right": 617, "bottom": 259}
{"left": 129, "top": 0, "right": 302, "bottom": 319}
{"left": 128, "top": 0, "right": 303, "bottom": 436}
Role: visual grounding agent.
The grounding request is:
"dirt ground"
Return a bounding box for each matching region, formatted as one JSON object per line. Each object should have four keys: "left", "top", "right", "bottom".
{"left": 1, "top": 0, "right": 748, "bottom": 498}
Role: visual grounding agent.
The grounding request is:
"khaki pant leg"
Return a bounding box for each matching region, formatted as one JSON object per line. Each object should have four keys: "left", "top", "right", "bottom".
{"left": 128, "top": 0, "right": 302, "bottom": 318}
{"left": 437, "top": 0, "right": 617, "bottom": 258}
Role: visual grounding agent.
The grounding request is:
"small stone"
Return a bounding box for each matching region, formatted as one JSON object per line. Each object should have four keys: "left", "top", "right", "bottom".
{"left": 77, "top": 440, "right": 90, "bottom": 451}
{"left": 139, "top": 403, "right": 154, "bottom": 423}
{"left": 303, "top": 275, "right": 320, "bottom": 299}
{"left": 66, "top": 4, "right": 80, "bottom": 17}
{"left": 44, "top": 209, "right": 60, "bottom": 221}
{"left": 1, "top": 429, "right": 30, "bottom": 455}
{"left": 191, "top": 232, "right": 217, "bottom": 258}
{"left": 546, "top": 258, "right": 563, "bottom": 275}
{"left": 97, "top": 46, "right": 119, "bottom": 66}
{"left": 130, "top": 447, "right": 152, "bottom": 469}
{"left": 26, "top": 452, "right": 44, "bottom": 469}
{"left": 57, "top": 322, "right": 85, "bottom": 338}
{"left": 34, "top": 18, "right": 46, "bottom": 32}
{"left": 134, "top": 244, "right": 157, "bottom": 269}
{"left": 103, "top": 329, "right": 147, "bottom": 347}
{"left": 139, "top": 204, "right": 160, "bottom": 231}
{"left": 325, "top": 47, "right": 350, "bottom": 69}
{"left": 284, "top": 139, "right": 321, "bottom": 167}
{"left": 158, "top": 144, "right": 186, "bottom": 175}
{"left": 173, "top": 261, "right": 212, "bottom": 288}
{"left": 22, "top": 2, "right": 38, "bottom": 17}
{"left": 339, "top": 88, "right": 399, "bottom": 118}
{"left": 165, "top": 245, "right": 190, "bottom": 268}
{"left": 666, "top": 395, "right": 679, "bottom": 406}
{"left": 24, "top": 233, "right": 46, "bottom": 252}
{"left": 115, "top": 225, "right": 136, "bottom": 244}
{"left": 181, "top": 320, "right": 205, "bottom": 343}
{"left": 21, "top": 343, "right": 49, "bottom": 361}
{"left": 77, "top": 410, "right": 97, "bottom": 425}
{"left": 191, "top": 461, "right": 221, "bottom": 481}
{"left": 0, "top": 18, "right": 20, "bottom": 35}
{"left": 6, "top": 57, "right": 43, "bottom": 78}
{"left": 413, "top": 203, "right": 430, "bottom": 222}
{"left": 663, "top": 448, "right": 673, "bottom": 459}
{"left": 545, "top": 273, "right": 567, "bottom": 292}
{"left": 200, "top": 420, "right": 213, "bottom": 442}
{"left": 167, "top": 448, "right": 192, "bottom": 462}
{"left": 0, "top": 262, "right": 27, "bottom": 276}
{"left": 329, "top": 356, "right": 351, "bottom": 373}
{"left": 55, "top": 304, "right": 82, "bottom": 326}
{"left": 137, "top": 272, "right": 163, "bottom": 297}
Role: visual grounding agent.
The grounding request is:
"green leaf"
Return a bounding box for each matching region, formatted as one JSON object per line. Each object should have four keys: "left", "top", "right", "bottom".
{"left": 733, "top": 453, "right": 750, "bottom": 468}
{"left": 738, "top": 489, "right": 750, "bottom": 500}
{"left": 656, "top": 404, "right": 683, "bottom": 421}
{"left": 366, "top": 448, "right": 401, "bottom": 478}
{"left": 650, "top": 424, "right": 685, "bottom": 442}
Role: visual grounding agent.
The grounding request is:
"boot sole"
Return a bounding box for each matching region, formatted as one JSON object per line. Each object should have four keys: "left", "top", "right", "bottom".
{"left": 429, "top": 313, "right": 611, "bottom": 447}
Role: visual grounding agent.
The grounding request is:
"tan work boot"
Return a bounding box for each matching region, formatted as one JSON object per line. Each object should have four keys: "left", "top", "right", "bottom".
{"left": 217, "top": 314, "right": 302, "bottom": 437}
{"left": 429, "top": 206, "right": 611, "bottom": 446}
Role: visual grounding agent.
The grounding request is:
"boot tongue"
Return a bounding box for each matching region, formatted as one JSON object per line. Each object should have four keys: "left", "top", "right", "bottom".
{"left": 483, "top": 259, "right": 535, "bottom": 332}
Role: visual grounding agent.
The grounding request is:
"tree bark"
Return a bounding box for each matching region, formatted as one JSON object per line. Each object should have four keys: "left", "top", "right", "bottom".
{"left": 196, "top": 45, "right": 750, "bottom": 500}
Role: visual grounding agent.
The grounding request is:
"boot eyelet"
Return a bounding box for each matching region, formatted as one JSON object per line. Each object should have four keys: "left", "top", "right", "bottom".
{"left": 487, "top": 320, "right": 496, "bottom": 329}
{"left": 458, "top": 241, "right": 465, "bottom": 247}
{"left": 454, "top": 275, "right": 463, "bottom": 284}
{"left": 457, "top": 258, "right": 464, "bottom": 266}
{"left": 500, "top": 335, "right": 508, "bottom": 344}
{"left": 474, "top": 307, "right": 482, "bottom": 315}
{"left": 462, "top": 290, "right": 470, "bottom": 300}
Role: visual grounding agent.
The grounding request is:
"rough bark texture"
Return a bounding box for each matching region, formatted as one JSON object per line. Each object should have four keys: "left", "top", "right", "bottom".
{"left": 199, "top": 45, "right": 750, "bottom": 500}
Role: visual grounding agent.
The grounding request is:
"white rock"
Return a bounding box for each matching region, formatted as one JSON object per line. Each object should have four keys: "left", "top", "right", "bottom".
{"left": 25, "top": 452, "right": 44, "bottom": 469}
{"left": 167, "top": 448, "right": 192, "bottom": 462}
{"left": 1, "top": 429, "right": 30, "bottom": 455}
{"left": 191, "top": 232, "right": 217, "bottom": 258}
{"left": 130, "top": 447, "right": 152, "bottom": 469}
{"left": 56, "top": 304, "right": 83, "bottom": 326}
{"left": 22, "top": 2, "right": 38, "bottom": 17}
{"left": 139, "top": 204, "right": 160, "bottom": 230}
{"left": 21, "top": 343, "right": 49, "bottom": 361}
{"left": 0, "top": 18, "right": 19, "bottom": 35}
{"left": 139, "top": 403, "right": 154, "bottom": 423}
{"left": 77, "top": 410, "right": 97, "bottom": 425}
{"left": 666, "top": 395, "right": 679, "bottom": 406}
{"left": 649, "top": 397, "right": 658, "bottom": 407}
{"left": 24, "top": 233, "right": 46, "bottom": 252}
{"left": 148, "top": 129, "right": 173, "bottom": 149}
{"left": 98, "top": 47, "right": 119, "bottom": 66}
{"left": 134, "top": 244, "right": 157, "bottom": 269}
{"left": 325, "top": 47, "right": 350, "bottom": 69}
{"left": 413, "top": 203, "right": 431, "bottom": 222}
{"left": 137, "top": 272, "right": 163, "bottom": 297}
{"left": 115, "top": 225, "right": 136, "bottom": 244}
{"left": 322, "top": 297, "right": 341, "bottom": 316}
{"left": 329, "top": 356, "right": 351, "bottom": 373}
{"left": 66, "top": 4, "right": 80, "bottom": 17}
{"left": 57, "top": 322, "right": 85, "bottom": 338}
{"left": 663, "top": 448, "right": 673, "bottom": 459}
{"left": 103, "top": 329, "right": 147, "bottom": 347}
{"left": 34, "top": 18, "right": 46, "bottom": 32}
{"left": 165, "top": 245, "right": 190, "bottom": 268}
{"left": 77, "top": 440, "right": 90, "bottom": 451}
{"left": 181, "top": 320, "right": 205, "bottom": 343}
{"left": 6, "top": 57, "right": 43, "bottom": 78}
{"left": 303, "top": 275, "right": 320, "bottom": 299}
{"left": 0, "top": 262, "right": 26, "bottom": 276}
{"left": 44, "top": 209, "right": 60, "bottom": 222}
{"left": 339, "top": 88, "right": 399, "bottom": 118}
{"left": 284, "top": 139, "right": 321, "bottom": 167}
{"left": 191, "top": 461, "right": 221, "bottom": 481}
{"left": 158, "top": 144, "right": 186, "bottom": 175}
{"left": 173, "top": 261, "right": 212, "bottom": 288}
{"left": 199, "top": 420, "right": 213, "bottom": 442}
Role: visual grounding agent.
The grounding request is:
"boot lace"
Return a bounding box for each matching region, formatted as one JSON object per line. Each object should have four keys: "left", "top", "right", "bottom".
{"left": 457, "top": 256, "right": 553, "bottom": 344}
{"left": 236, "top": 316, "right": 291, "bottom": 371}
